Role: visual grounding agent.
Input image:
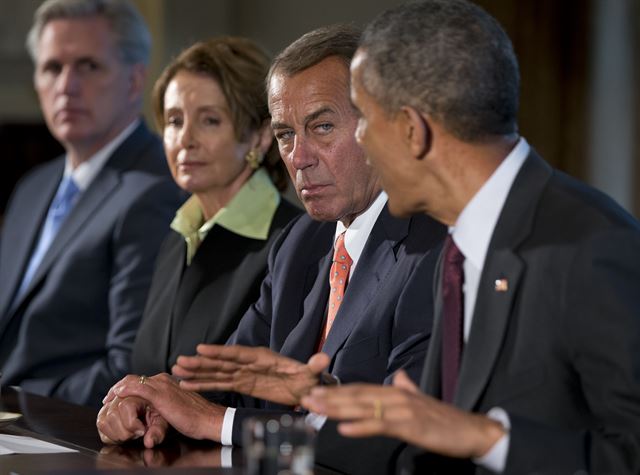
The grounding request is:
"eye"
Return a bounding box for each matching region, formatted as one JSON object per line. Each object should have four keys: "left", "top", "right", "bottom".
{"left": 275, "top": 130, "right": 294, "bottom": 143}
{"left": 203, "top": 116, "right": 220, "bottom": 126}
{"left": 77, "top": 59, "right": 100, "bottom": 73}
{"left": 40, "top": 60, "right": 62, "bottom": 75}
{"left": 314, "top": 123, "right": 334, "bottom": 135}
{"left": 166, "top": 115, "right": 183, "bottom": 127}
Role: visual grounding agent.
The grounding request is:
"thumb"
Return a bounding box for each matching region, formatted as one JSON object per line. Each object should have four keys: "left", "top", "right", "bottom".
{"left": 307, "top": 352, "right": 331, "bottom": 376}
{"left": 392, "top": 370, "right": 420, "bottom": 394}
{"left": 143, "top": 410, "right": 168, "bottom": 448}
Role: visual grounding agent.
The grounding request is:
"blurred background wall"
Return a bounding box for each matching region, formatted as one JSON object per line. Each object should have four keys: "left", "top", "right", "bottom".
{"left": 1, "top": 0, "right": 638, "bottom": 218}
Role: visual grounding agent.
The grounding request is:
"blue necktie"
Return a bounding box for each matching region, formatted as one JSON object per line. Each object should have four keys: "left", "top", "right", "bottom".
{"left": 11, "top": 176, "right": 81, "bottom": 307}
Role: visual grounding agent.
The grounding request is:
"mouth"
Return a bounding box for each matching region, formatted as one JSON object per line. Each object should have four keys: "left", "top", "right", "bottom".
{"left": 55, "top": 107, "right": 88, "bottom": 121}
{"left": 299, "top": 183, "right": 330, "bottom": 199}
{"left": 176, "top": 160, "right": 205, "bottom": 171}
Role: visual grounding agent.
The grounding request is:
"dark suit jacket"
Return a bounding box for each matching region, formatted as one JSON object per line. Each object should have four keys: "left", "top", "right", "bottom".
{"left": 407, "top": 151, "right": 640, "bottom": 474}
{"left": 0, "top": 121, "right": 184, "bottom": 407}
{"left": 226, "top": 206, "right": 446, "bottom": 445}
{"left": 131, "top": 199, "right": 301, "bottom": 375}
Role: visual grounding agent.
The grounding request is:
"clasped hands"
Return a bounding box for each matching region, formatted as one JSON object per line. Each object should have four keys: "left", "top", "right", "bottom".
{"left": 97, "top": 344, "right": 503, "bottom": 460}
{"left": 96, "top": 345, "right": 331, "bottom": 448}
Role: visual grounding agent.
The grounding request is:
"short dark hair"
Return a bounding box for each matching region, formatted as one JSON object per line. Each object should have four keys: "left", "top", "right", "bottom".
{"left": 153, "top": 36, "right": 288, "bottom": 191}
{"left": 359, "top": 0, "right": 520, "bottom": 142}
{"left": 26, "top": 0, "right": 151, "bottom": 65}
{"left": 268, "top": 23, "right": 361, "bottom": 84}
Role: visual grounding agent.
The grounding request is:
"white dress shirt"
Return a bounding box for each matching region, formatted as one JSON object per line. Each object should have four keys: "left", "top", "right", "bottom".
{"left": 63, "top": 119, "right": 139, "bottom": 189}
{"left": 450, "top": 137, "right": 529, "bottom": 472}
{"left": 220, "top": 191, "right": 389, "bottom": 446}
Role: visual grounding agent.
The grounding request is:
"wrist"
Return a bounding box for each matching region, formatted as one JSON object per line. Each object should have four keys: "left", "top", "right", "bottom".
{"left": 203, "top": 403, "right": 226, "bottom": 442}
{"left": 472, "top": 414, "right": 506, "bottom": 458}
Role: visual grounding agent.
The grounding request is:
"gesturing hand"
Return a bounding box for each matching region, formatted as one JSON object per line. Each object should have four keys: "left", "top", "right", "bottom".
{"left": 301, "top": 370, "right": 505, "bottom": 459}
{"left": 173, "top": 344, "right": 331, "bottom": 406}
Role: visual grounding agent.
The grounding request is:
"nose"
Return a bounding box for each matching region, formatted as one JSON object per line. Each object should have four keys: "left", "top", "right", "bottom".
{"left": 290, "top": 135, "right": 315, "bottom": 170}
{"left": 178, "top": 120, "right": 197, "bottom": 149}
{"left": 56, "top": 66, "right": 81, "bottom": 96}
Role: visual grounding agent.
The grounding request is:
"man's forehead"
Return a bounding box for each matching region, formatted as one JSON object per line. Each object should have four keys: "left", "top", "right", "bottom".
{"left": 268, "top": 63, "right": 351, "bottom": 123}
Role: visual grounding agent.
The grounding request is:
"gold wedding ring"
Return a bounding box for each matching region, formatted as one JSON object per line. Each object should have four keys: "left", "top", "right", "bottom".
{"left": 373, "top": 399, "right": 383, "bottom": 420}
{"left": 139, "top": 375, "right": 147, "bottom": 385}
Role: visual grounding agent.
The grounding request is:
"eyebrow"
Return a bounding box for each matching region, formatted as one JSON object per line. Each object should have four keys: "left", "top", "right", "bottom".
{"left": 164, "top": 105, "right": 227, "bottom": 115}
{"left": 271, "top": 106, "right": 335, "bottom": 131}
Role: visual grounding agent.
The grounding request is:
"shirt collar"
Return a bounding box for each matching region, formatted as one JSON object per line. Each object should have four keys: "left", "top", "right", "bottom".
{"left": 452, "top": 137, "right": 530, "bottom": 270}
{"left": 335, "top": 191, "right": 388, "bottom": 268}
{"left": 64, "top": 119, "right": 140, "bottom": 191}
{"left": 171, "top": 167, "right": 281, "bottom": 243}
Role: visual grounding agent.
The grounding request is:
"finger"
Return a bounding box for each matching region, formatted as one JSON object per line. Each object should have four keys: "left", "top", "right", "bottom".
{"left": 307, "top": 352, "right": 331, "bottom": 376}
{"left": 97, "top": 399, "right": 144, "bottom": 443}
{"left": 179, "top": 380, "right": 235, "bottom": 392}
{"left": 174, "top": 357, "right": 241, "bottom": 375}
{"left": 195, "top": 344, "right": 247, "bottom": 361}
{"left": 337, "top": 419, "right": 389, "bottom": 438}
{"left": 393, "top": 370, "right": 420, "bottom": 394}
{"left": 307, "top": 384, "right": 383, "bottom": 400}
{"left": 302, "top": 393, "right": 372, "bottom": 419}
{"left": 114, "top": 373, "right": 176, "bottom": 400}
{"left": 194, "top": 343, "right": 226, "bottom": 356}
{"left": 102, "top": 374, "right": 137, "bottom": 404}
{"left": 143, "top": 411, "right": 168, "bottom": 448}
{"left": 117, "top": 398, "right": 147, "bottom": 434}
{"left": 102, "top": 387, "right": 116, "bottom": 405}
{"left": 98, "top": 430, "right": 117, "bottom": 445}
{"left": 197, "top": 344, "right": 270, "bottom": 366}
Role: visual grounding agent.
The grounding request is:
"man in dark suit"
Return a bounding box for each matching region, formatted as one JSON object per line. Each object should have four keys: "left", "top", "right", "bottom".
{"left": 302, "top": 1, "right": 640, "bottom": 474}
{"left": 96, "top": 24, "right": 445, "bottom": 451}
{"left": 0, "top": 0, "right": 181, "bottom": 407}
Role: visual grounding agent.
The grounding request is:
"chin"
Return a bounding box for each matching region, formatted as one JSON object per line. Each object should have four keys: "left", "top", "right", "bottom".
{"left": 387, "top": 197, "right": 415, "bottom": 219}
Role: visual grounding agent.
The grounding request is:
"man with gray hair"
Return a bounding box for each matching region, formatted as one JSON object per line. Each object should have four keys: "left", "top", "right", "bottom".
{"left": 0, "top": 0, "right": 181, "bottom": 407}
{"left": 96, "top": 24, "right": 444, "bottom": 461}
{"left": 303, "top": 1, "right": 640, "bottom": 474}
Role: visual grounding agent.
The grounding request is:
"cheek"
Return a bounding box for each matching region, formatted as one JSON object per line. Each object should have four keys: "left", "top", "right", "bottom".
{"left": 163, "top": 136, "right": 179, "bottom": 169}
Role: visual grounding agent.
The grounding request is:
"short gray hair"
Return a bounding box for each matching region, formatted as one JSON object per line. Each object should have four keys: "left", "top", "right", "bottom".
{"left": 359, "top": 0, "right": 519, "bottom": 142}
{"left": 26, "top": 0, "right": 151, "bottom": 65}
{"left": 268, "top": 24, "right": 361, "bottom": 85}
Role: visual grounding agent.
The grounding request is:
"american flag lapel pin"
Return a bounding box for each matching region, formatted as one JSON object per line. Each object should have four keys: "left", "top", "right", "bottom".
{"left": 494, "top": 278, "right": 508, "bottom": 292}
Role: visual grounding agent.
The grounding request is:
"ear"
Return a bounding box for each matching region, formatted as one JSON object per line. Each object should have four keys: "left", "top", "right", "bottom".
{"left": 128, "top": 63, "right": 147, "bottom": 102}
{"left": 399, "top": 106, "right": 431, "bottom": 160}
{"left": 252, "top": 119, "right": 275, "bottom": 156}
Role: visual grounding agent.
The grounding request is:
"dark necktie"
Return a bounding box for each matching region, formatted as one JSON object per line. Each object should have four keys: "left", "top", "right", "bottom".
{"left": 441, "top": 234, "right": 465, "bottom": 403}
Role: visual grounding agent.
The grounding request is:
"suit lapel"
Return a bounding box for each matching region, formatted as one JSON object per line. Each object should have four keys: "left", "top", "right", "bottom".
{"left": 420, "top": 253, "right": 444, "bottom": 395}
{"left": 0, "top": 162, "right": 63, "bottom": 322}
{"left": 153, "top": 236, "right": 185, "bottom": 367}
{"left": 11, "top": 122, "right": 152, "bottom": 311}
{"left": 322, "top": 207, "right": 408, "bottom": 359}
{"left": 279, "top": 227, "right": 334, "bottom": 363}
{"left": 453, "top": 151, "right": 553, "bottom": 410}
{"left": 17, "top": 167, "right": 120, "bottom": 304}
{"left": 455, "top": 251, "right": 523, "bottom": 410}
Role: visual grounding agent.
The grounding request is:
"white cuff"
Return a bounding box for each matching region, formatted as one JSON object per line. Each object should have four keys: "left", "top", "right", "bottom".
{"left": 220, "top": 446, "right": 234, "bottom": 467}
{"left": 304, "top": 412, "right": 327, "bottom": 431}
{"left": 473, "top": 407, "right": 510, "bottom": 473}
{"left": 220, "top": 407, "right": 236, "bottom": 446}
